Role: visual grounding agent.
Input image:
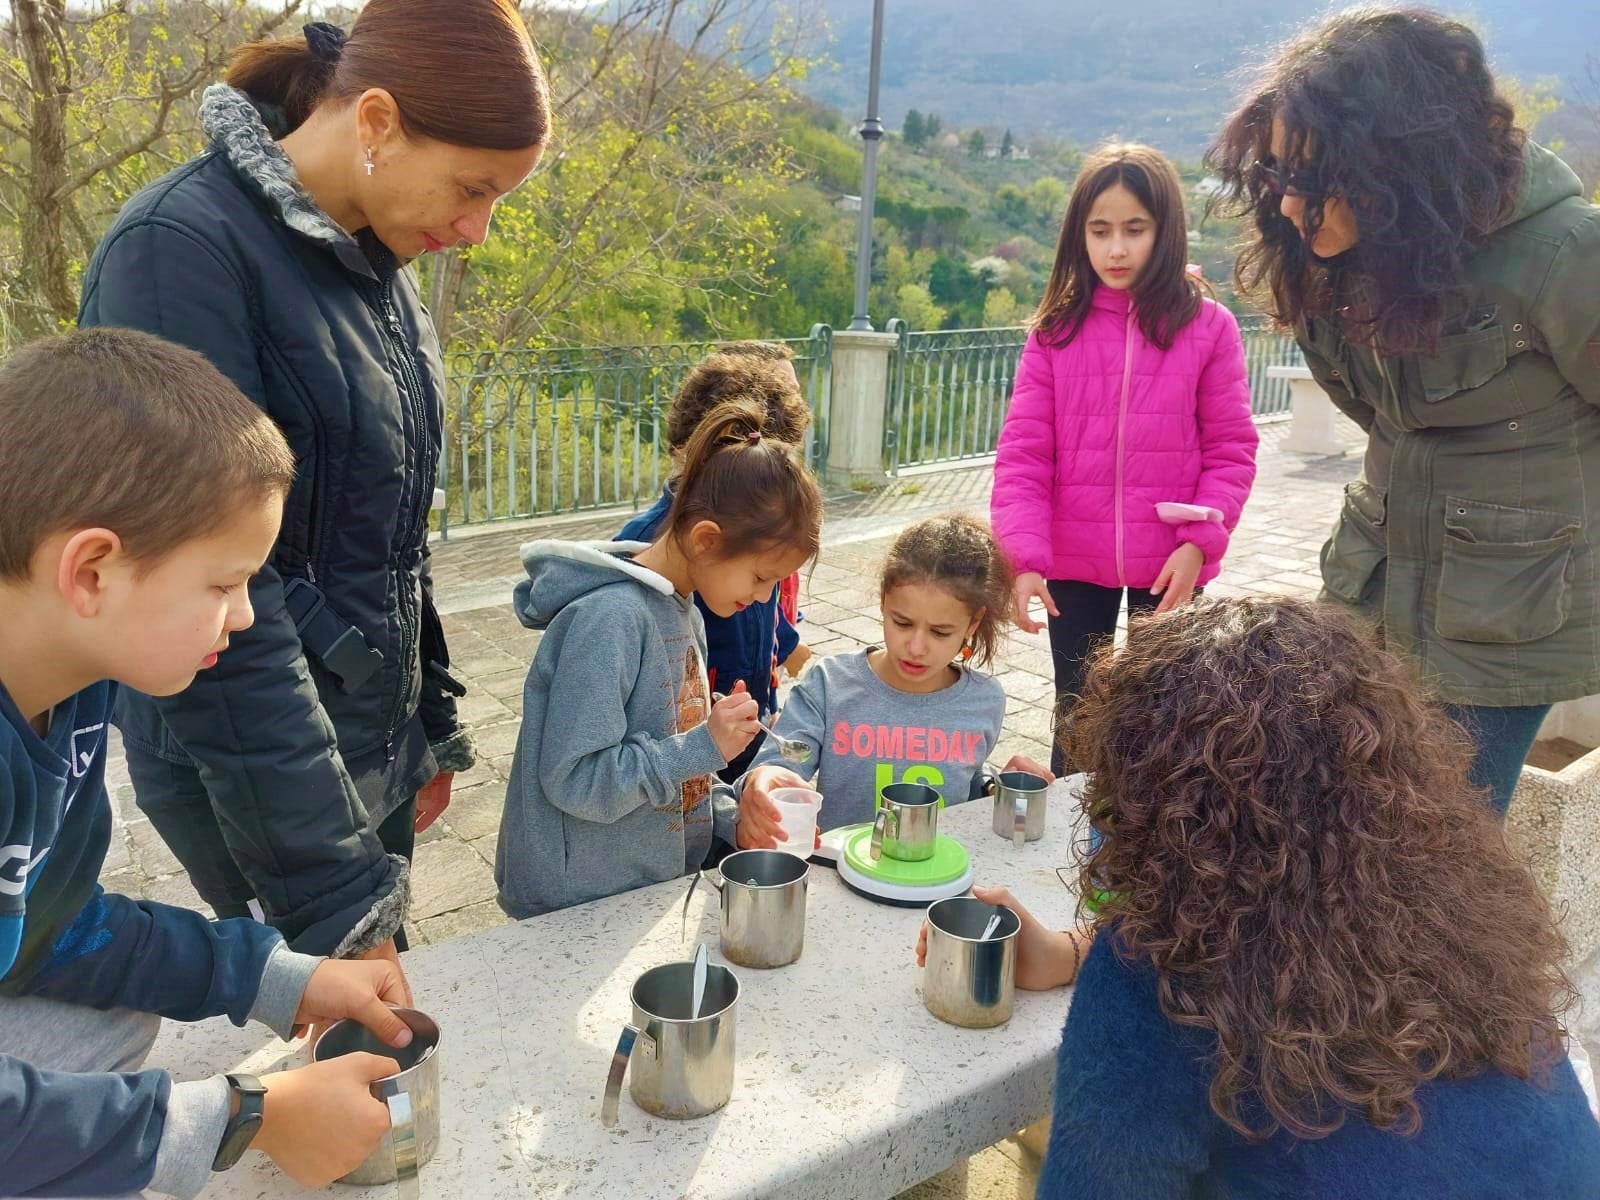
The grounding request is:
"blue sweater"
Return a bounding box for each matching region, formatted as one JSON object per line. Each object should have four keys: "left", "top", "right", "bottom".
{"left": 617, "top": 484, "right": 800, "bottom": 717}
{"left": 1040, "top": 933, "right": 1600, "bottom": 1200}
{"left": 0, "top": 678, "right": 312, "bottom": 1197}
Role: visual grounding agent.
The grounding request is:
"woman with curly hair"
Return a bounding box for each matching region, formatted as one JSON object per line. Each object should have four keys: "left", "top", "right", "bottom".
{"left": 1206, "top": 8, "right": 1600, "bottom": 815}
{"left": 927, "top": 598, "right": 1600, "bottom": 1197}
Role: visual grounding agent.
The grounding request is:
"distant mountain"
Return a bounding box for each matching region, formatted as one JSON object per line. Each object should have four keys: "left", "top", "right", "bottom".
{"left": 798, "top": 1, "right": 1600, "bottom": 160}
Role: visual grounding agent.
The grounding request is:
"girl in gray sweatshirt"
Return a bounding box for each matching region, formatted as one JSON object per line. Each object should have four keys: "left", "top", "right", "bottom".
{"left": 496, "top": 402, "right": 823, "bottom": 917}
{"left": 736, "top": 516, "right": 1053, "bottom": 842}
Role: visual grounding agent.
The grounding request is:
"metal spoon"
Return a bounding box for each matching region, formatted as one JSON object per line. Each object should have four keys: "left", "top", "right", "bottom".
{"left": 713, "top": 691, "right": 811, "bottom": 765}
{"left": 981, "top": 911, "right": 1003, "bottom": 940}
{"left": 691, "top": 943, "right": 709, "bottom": 1019}
{"left": 765, "top": 713, "right": 813, "bottom": 765}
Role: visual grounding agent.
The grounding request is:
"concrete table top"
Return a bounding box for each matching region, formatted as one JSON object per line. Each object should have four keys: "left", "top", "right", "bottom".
{"left": 161, "top": 792, "right": 1085, "bottom": 1200}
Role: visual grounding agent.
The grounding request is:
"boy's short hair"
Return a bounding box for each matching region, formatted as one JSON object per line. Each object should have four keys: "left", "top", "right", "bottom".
{"left": 0, "top": 328, "right": 297, "bottom": 579}
{"left": 667, "top": 343, "right": 810, "bottom": 451}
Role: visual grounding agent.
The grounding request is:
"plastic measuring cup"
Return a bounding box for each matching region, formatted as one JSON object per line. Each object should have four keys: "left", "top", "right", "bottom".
{"left": 768, "top": 787, "right": 822, "bottom": 856}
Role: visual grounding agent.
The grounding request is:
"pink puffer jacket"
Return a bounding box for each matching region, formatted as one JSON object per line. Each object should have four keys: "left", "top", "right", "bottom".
{"left": 992, "top": 287, "right": 1258, "bottom": 589}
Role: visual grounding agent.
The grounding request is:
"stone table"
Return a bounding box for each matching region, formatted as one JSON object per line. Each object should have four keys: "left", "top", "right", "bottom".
{"left": 157, "top": 798, "right": 1083, "bottom": 1199}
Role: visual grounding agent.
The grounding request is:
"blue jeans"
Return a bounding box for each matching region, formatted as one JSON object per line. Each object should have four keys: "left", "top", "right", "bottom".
{"left": 1444, "top": 703, "right": 1552, "bottom": 817}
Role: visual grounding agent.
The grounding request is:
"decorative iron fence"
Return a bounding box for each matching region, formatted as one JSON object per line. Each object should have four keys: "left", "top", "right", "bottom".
{"left": 882, "top": 314, "right": 1304, "bottom": 474}
{"left": 439, "top": 326, "right": 831, "bottom": 536}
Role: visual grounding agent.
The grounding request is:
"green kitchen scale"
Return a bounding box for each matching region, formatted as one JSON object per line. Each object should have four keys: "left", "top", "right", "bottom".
{"left": 815, "top": 823, "right": 975, "bottom": 907}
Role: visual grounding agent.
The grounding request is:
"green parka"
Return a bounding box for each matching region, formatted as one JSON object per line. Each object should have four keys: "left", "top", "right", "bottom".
{"left": 1304, "top": 143, "right": 1600, "bottom": 705}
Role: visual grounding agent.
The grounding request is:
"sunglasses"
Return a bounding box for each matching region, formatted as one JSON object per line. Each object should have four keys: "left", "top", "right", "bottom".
{"left": 1256, "top": 155, "right": 1324, "bottom": 201}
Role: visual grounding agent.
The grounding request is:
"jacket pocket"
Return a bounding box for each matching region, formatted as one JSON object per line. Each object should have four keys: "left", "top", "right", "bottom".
{"left": 1417, "top": 326, "right": 1508, "bottom": 404}
{"left": 1435, "top": 496, "right": 1578, "bottom": 644}
{"left": 1321, "top": 480, "right": 1388, "bottom": 604}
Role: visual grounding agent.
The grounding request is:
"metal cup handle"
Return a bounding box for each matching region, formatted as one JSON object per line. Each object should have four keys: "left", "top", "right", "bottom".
{"left": 680, "top": 869, "right": 724, "bottom": 941}
{"left": 600, "top": 1023, "right": 657, "bottom": 1128}
{"left": 870, "top": 808, "right": 897, "bottom": 861}
{"left": 383, "top": 1090, "right": 420, "bottom": 1200}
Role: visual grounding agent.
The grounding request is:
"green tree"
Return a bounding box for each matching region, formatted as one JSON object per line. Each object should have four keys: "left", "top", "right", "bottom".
{"left": 0, "top": 0, "right": 301, "bottom": 334}
{"left": 995, "top": 183, "right": 1029, "bottom": 227}
{"left": 893, "top": 281, "right": 945, "bottom": 331}
{"left": 982, "top": 286, "right": 1027, "bottom": 326}
{"left": 965, "top": 129, "right": 986, "bottom": 158}
{"left": 924, "top": 113, "right": 943, "bottom": 144}
{"left": 1000, "top": 128, "right": 1014, "bottom": 158}
{"left": 423, "top": 0, "right": 811, "bottom": 349}
{"left": 902, "top": 107, "right": 926, "bottom": 148}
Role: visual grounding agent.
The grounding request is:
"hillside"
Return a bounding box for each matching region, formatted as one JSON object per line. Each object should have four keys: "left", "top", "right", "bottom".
{"left": 798, "top": 0, "right": 1600, "bottom": 161}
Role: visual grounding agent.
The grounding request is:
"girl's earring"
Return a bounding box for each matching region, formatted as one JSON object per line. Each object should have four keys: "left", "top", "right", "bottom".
{"left": 960, "top": 641, "right": 975, "bottom": 661}
{"left": 364, "top": 146, "right": 375, "bottom": 176}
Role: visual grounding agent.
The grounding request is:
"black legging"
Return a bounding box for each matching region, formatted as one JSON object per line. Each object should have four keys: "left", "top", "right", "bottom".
{"left": 123, "top": 745, "right": 416, "bottom": 951}
{"left": 1045, "top": 579, "right": 1164, "bottom": 777}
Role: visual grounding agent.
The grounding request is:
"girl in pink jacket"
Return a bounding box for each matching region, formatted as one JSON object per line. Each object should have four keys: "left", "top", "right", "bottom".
{"left": 992, "top": 143, "right": 1258, "bottom": 775}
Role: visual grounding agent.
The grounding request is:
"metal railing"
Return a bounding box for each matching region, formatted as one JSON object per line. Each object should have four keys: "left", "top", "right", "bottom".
{"left": 883, "top": 314, "right": 1304, "bottom": 474}
{"left": 1237, "top": 314, "right": 1305, "bottom": 418}
{"left": 884, "top": 321, "right": 1026, "bottom": 473}
{"left": 440, "top": 326, "right": 831, "bottom": 536}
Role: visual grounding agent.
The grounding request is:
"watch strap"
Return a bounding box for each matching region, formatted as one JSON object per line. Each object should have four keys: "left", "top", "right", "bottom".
{"left": 211, "top": 1073, "right": 266, "bottom": 1172}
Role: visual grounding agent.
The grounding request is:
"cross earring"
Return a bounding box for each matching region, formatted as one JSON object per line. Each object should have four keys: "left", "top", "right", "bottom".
{"left": 364, "top": 146, "right": 374, "bottom": 176}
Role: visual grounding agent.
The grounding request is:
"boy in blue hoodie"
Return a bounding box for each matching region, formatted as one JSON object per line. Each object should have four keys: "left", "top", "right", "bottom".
{"left": 618, "top": 342, "right": 813, "bottom": 780}
{"left": 0, "top": 330, "right": 417, "bottom": 1198}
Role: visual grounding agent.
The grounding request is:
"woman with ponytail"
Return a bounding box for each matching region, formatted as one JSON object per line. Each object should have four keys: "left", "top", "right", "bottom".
{"left": 78, "top": 1, "right": 550, "bottom": 967}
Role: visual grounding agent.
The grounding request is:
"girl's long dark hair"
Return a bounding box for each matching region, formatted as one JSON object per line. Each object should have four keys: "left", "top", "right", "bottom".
{"left": 1068, "top": 598, "right": 1574, "bottom": 1141}
{"left": 1033, "top": 142, "right": 1202, "bottom": 351}
{"left": 1206, "top": 7, "right": 1525, "bottom": 355}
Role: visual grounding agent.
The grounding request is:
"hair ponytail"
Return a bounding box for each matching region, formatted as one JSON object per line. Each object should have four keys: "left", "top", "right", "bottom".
{"left": 225, "top": 29, "right": 340, "bottom": 134}
{"left": 224, "top": 0, "right": 549, "bottom": 147}
{"left": 667, "top": 400, "right": 822, "bottom": 563}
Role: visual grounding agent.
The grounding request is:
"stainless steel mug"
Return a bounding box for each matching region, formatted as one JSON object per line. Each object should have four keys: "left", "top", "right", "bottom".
{"left": 685, "top": 850, "right": 808, "bottom": 968}
{"left": 312, "top": 1008, "right": 441, "bottom": 1197}
{"left": 922, "top": 897, "right": 1020, "bottom": 1029}
{"left": 600, "top": 961, "right": 739, "bottom": 1126}
{"left": 984, "top": 768, "right": 1049, "bottom": 846}
{"left": 870, "top": 782, "right": 941, "bottom": 862}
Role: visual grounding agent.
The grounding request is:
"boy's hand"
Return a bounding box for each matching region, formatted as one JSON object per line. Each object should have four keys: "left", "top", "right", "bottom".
{"left": 736, "top": 765, "right": 809, "bottom": 849}
{"left": 297, "top": 958, "right": 414, "bottom": 1049}
{"left": 1151, "top": 543, "right": 1205, "bottom": 614}
{"left": 254, "top": 1055, "right": 399, "bottom": 1188}
{"left": 709, "top": 680, "right": 760, "bottom": 764}
{"left": 783, "top": 642, "right": 812, "bottom": 677}
{"left": 1013, "top": 572, "right": 1058, "bottom": 634}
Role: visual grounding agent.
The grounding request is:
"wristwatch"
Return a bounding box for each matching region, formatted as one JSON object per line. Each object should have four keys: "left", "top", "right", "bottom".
{"left": 212, "top": 1073, "right": 267, "bottom": 1172}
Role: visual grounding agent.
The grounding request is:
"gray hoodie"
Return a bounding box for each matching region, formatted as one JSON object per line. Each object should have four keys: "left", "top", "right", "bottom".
{"left": 496, "top": 541, "right": 735, "bottom": 917}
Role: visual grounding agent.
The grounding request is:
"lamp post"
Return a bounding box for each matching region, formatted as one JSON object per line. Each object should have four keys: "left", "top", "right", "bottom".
{"left": 846, "top": 0, "right": 886, "bottom": 332}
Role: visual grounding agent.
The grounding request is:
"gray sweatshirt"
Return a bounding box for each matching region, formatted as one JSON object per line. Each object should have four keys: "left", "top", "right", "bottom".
{"left": 496, "top": 541, "right": 736, "bottom": 917}
{"left": 743, "top": 648, "right": 1008, "bottom": 829}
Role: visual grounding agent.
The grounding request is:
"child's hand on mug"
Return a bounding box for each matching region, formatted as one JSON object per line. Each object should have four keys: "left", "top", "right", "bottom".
{"left": 915, "top": 883, "right": 1091, "bottom": 991}
{"left": 709, "top": 680, "right": 760, "bottom": 764}
{"left": 1001, "top": 753, "right": 1055, "bottom": 781}
{"left": 254, "top": 1054, "right": 401, "bottom": 1188}
{"left": 736, "top": 765, "right": 811, "bottom": 849}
